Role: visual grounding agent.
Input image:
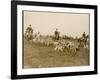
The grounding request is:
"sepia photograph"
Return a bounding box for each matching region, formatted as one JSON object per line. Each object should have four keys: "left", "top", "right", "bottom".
{"left": 23, "top": 11, "right": 90, "bottom": 69}
{"left": 11, "top": 1, "right": 97, "bottom": 79}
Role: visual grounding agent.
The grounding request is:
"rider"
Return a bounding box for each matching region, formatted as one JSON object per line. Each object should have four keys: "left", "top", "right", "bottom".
{"left": 25, "top": 24, "right": 33, "bottom": 40}
{"left": 82, "top": 32, "right": 86, "bottom": 38}
{"left": 54, "top": 28, "right": 60, "bottom": 40}
{"left": 26, "top": 24, "right": 33, "bottom": 34}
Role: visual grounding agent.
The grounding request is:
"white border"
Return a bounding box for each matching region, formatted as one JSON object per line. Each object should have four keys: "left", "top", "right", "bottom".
{"left": 17, "top": 5, "right": 94, "bottom": 75}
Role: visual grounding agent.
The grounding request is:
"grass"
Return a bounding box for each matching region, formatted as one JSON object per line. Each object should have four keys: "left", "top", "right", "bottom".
{"left": 23, "top": 39, "right": 89, "bottom": 69}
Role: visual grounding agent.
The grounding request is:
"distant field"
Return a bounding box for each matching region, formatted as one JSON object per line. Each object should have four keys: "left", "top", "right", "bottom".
{"left": 23, "top": 39, "right": 89, "bottom": 69}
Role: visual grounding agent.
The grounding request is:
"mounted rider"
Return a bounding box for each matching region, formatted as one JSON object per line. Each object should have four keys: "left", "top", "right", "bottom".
{"left": 25, "top": 24, "right": 33, "bottom": 40}
{"left": 54, "top": 28, "right": 60, "bottom": 40}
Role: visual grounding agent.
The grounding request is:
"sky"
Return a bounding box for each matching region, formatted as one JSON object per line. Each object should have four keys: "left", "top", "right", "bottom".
{"left": 23, "top": 11, "right": 89, "bottom": 37}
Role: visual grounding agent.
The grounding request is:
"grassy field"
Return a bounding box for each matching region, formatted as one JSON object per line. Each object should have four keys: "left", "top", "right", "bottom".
{"left": 23, "top": 39, "right": 89, "bottom": 69}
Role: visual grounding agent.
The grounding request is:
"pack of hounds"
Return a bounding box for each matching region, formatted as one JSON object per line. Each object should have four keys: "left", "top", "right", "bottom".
{"left": 25, "top": 30, "right": 89, "bottom": 53}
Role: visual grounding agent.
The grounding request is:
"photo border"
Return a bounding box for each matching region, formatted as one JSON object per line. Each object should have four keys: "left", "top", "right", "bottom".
{"left": 11, "top": 0, "right": 97, "bottom": 79}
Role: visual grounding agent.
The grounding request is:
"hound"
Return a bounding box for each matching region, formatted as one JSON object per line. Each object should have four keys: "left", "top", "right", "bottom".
{"left": 54, "top": 43, "right": 64, "bottom": 52}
